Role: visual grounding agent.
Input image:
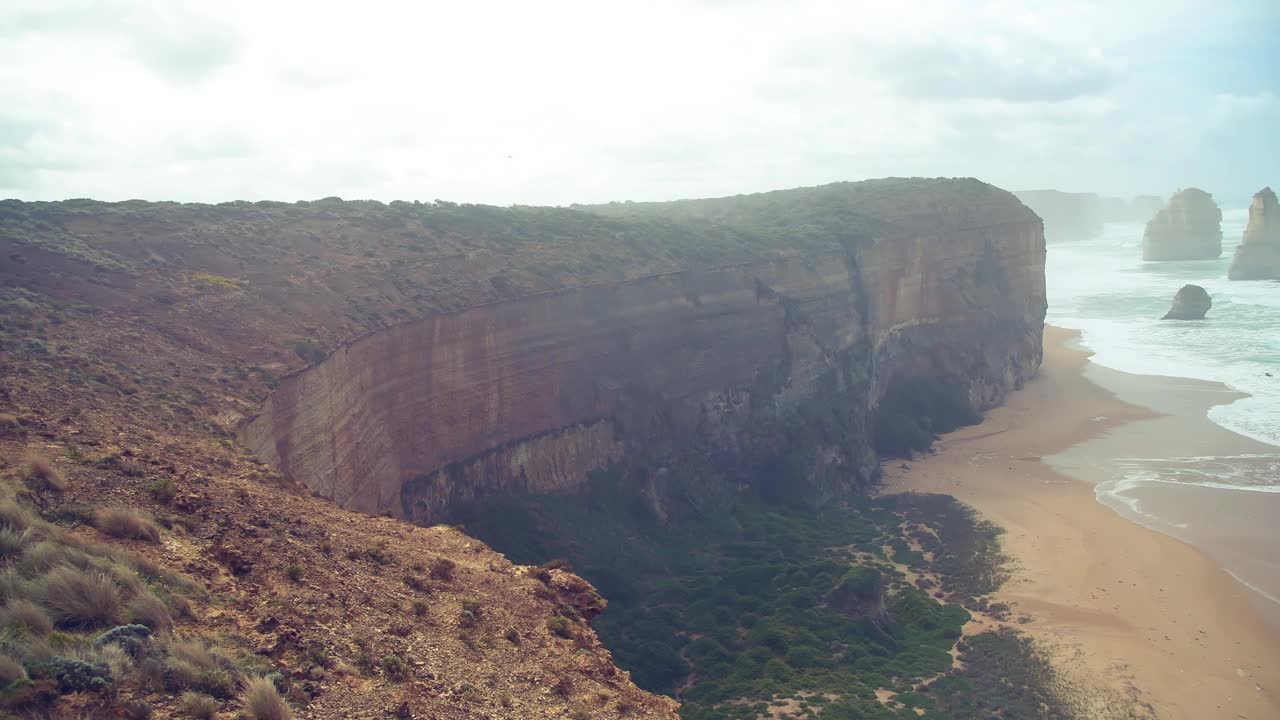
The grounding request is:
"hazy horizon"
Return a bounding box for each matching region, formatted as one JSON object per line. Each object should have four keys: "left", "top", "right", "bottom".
{"left": 3, "top": 0, "right": 1277, "bottom": 208}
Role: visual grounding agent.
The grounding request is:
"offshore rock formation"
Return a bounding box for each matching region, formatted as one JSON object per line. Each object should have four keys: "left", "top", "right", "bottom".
{"left": 1228, "top": 187, "right": 1280, "bottom": 280}
{"left": 1143, "top": 188, "right": 1223, "bottom": 260}
{"left": 244, "top": 180, "right": 1047, "bottom": 523}
{"left": 1014, "top": 190, "right": 1164, "bottom": 242}
{"left": 1162, "top": 284, "right": 1212, "bottom": 320}
{"left": 1014, "top": 190, "right": 1104, "bottom": 242}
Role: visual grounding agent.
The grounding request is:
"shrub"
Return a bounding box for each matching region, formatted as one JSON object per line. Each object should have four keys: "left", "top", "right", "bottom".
{"left": 428, "top": 557, "right": 456, "bottom": 581}
{"left": 180, "top": 691, "right": 218, "bottom": 719}
{"left": 546, "top": 616, "right": 573, "bottom": 639}
{"left": 0, "top": 655, "right": 25, "bottom": 685}
{"left": 147, "top": 479, "right": 178, "bottom": 504}
{"left": 2, "top": 599, "right": 53, "bottom": 636}
{"left": 96, "top": 508, "right": 161, "bottom": 543}
{"left": 93, "top": 623, "right": 152, "bottom": 657}
{"left": 381, "top": 654, "right": 405, "bottom": 681}
{"left": 286, "top": 338, "right": 325, "bottom": 364}
{"left": 285, "top": 564, "right": 303, "bottom": 582}
{"left": 21, "top": 455, "right": 67, "bottom": 492}
{"left": 242, "top": 676, "right": 293, "bottom": 720}
{"left": 26, "top": 655, "right": 113, "bottom": 694}
{"left": 127, "top": 594, "right": 174, "bottom": 632}
{"left": 0, "top": 413, "right": 20, "bottom": 434}
{"left": 35, "top": 566, "right": 123, "bottom": 629}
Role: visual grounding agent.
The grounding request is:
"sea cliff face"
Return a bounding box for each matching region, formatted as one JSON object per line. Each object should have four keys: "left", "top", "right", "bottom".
{"left": 1228, "top": 187, "right": 1280, "bottom": 281}
{"left": 243, "top": 180, "right": 1046, "bottom": 522}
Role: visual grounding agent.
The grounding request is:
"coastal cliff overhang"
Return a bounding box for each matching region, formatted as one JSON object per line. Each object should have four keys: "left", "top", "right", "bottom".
{"left": 240, "top": 179, "right": 1048, "bottom": 522}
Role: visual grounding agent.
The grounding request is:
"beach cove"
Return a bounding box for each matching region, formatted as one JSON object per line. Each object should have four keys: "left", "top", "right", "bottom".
{"left": 884, "top": 326, "right": 1280, "bottom": 720}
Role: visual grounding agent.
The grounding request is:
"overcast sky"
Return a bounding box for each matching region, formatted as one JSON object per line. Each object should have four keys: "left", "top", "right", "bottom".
{"left": 2, "top": 0, "right": 1277, "bottom": 207}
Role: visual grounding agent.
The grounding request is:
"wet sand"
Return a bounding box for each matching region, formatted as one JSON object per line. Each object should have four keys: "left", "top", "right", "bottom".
{"left": 883, "top": 326, "right": 1280, "bottom": 720}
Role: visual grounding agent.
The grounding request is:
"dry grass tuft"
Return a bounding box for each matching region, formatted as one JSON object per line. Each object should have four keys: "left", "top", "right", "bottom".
{"left": 0, "top": 527, "right": 30, "bottom": 560}
{"left": 241, "top": 676, "right": 292, "bottom": 720}
{"left": 96, "top": 507, "right": 162, "bottom": 543}
{"left": 2, "top": 598, "right": 53, "bottom": 636}
{"left": 35, "top": 565, "right": 123, "bottom": 629}
{"left": 180, "top": 691, "right": 219, "bottom": 719}
{"left": 0, "top": 655, "right": 25, "bottom": 685}
{"left": 0, "top": 500, "right": 38, "bottom": 532}
{"left": 127, "top": 593, "right": 174, "bottom": 632}
{"left": 21, "top": 455, "right": 67, "bottom": 492}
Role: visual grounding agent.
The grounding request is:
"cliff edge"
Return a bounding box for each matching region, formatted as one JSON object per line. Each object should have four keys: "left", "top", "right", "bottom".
{"left": 242, "top": 179, "right": 1046, "bottom": 523}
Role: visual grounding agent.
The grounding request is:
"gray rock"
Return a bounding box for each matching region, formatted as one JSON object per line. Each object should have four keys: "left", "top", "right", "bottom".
{"left": 1161, "top": 284, "right": 1212, "bottom": 320}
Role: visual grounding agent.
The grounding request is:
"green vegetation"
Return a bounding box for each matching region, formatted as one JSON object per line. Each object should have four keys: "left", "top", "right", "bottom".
{"left": 190, "top": 273, "right": 243, "bottom": 291}
{"left": 286, "top": 338, "right": 326, "bottom": 364}
{"left": 0, "top": 490, "right": 248, "bottom": 716}
{"left": 452, "top": 468, "right": 1059, "bottom": 719}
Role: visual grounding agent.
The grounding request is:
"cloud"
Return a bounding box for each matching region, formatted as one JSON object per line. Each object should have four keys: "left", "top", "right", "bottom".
{"left": 879, "top": 35, "right": 1117, "bottom": 102}
{"left": 3, "top": 1, "right": 240, "bottom": 83}
{"left": 0, "top": 0, "right": 1275, "bottom": 204}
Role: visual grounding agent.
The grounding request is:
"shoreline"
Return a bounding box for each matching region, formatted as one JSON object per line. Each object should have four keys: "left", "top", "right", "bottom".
{"left": 883, "top": 325, "right": 1280, "bottom": 720}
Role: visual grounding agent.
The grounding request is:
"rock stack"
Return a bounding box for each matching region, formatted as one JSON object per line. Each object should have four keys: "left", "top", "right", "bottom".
{"left": 1142, "top": 188, "right": 1223, "bottom": 260}
{"left": 1228, "top": 187, "right": 1280, "bottom": 281}
{"left": 1161, "top": 285, "right": 1212, "bottom": 320}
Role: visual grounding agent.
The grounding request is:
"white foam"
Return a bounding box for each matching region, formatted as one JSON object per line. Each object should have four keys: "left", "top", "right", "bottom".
{"left": 1225, "top": 569, "right": 1280, "bottom": 608}
{"left": 1047, "top": 210, "right": 1280, "bottom": 457}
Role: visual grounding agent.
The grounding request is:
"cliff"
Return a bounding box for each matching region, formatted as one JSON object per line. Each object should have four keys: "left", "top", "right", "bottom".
{"left": 1228, "top": 187, "right": 1280, "bottom": 280}
{"left": 0, "top": 178, "right": 1043, "bottom": 718}
{"left": 1143, "top": 188, "right": 1223, "bottom": 260}
{"left": 243, "top": 179, "right": 1046, "bottom": 523}
{"left": 1013, "top": 190, "right": 1163, "bottom": 243}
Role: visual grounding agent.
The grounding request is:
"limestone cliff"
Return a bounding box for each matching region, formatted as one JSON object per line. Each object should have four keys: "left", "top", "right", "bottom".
{"left": 1143, "top": 188, "right": 1223, "bottom": 260}
{"left": 243, "top": 179, "right": 1046, "bottom": 523}
{"left": 1228, "top": 187, "right": 1280, "bottom": 281}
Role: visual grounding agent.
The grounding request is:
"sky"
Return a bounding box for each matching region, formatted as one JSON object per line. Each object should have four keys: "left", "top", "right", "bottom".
{"left": 1, "top": 0, "right": 1277, "bottom": 207}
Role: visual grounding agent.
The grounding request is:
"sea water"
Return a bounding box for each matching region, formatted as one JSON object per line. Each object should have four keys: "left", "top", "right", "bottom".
{"left": 1046, "top": 208, "right": 1280, "bottom": 488}
{"left": 1046, "top": 208, "right": 1280, "bottom": 618}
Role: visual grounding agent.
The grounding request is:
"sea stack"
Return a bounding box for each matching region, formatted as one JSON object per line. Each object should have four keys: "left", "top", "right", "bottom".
{"left": 1161, "top": 284, "right": 1212, "bottom": 320}
{"left": 1228, "top": 187, "right": 1280, "bottom": 280}
{"left": 1142, "top": 188, "right": 1223, "bottom": 260}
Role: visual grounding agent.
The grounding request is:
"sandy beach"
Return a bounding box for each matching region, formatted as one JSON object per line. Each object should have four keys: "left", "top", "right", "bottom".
{"left": 884, "top": 326, "right": 1280, "bottom": 720}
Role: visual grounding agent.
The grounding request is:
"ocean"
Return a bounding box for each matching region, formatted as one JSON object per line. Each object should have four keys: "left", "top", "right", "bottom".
{"left": 1047, "top": 208, "right": 1280, "bottom": 479}
{"left": 1044, "top": 208, "right": 1280, "bottom": 617}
